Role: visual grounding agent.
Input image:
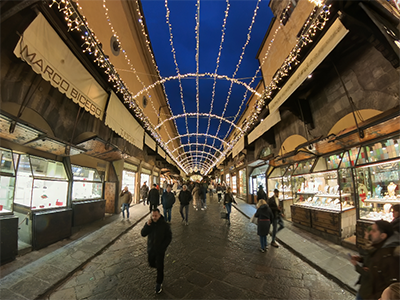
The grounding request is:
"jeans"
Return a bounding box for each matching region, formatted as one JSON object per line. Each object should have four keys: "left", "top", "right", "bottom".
{"left": 271, "top": 214, "right": 284, "bottom": 242}
{"left": 163, "top": 207, "right": 172, "bottom": 222}
{"left": 260, "top": 235, "right": 267, "bottom": 250}
{"left": 122, "top": 203, "right": 130, "bottom": 218}
{"left": 148, "top": 251, "right": 165, "bottom": 284}
{"left": 180, "top": 204, "right": 189, "bottom": 222}
{"left": 217, "top": 193, "right": 222, "bottom": 202}
{"left": 225, "top": 203, "right": 232, "bottom": 221}
{"left": 202, "top": 197, "right": 207, "bottom": 207}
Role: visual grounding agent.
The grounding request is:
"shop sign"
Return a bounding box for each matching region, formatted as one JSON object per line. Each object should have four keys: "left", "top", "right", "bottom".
{"left": 158, "top": 146, "right": 166, "bottom": 158}
{"left": 13, "top": 13, "right": 108, "bottom": 120}
{"left": 232, "top": 136, "right": 245, "bottom": 158}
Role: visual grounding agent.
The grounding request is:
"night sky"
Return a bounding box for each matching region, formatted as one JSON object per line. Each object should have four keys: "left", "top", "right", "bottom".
{"left": 141, "top": 0, "right": 274, "bottom": 172}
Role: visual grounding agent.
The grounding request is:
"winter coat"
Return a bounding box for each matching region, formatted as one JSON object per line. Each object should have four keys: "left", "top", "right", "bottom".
{"left": 120, "top": 190, "right": 132, "bottom": 205}
{"left": 199, "top": 185, "right": 207, "bottom": 200}
{"left": 148, "top": 188, "right": 160, "bottom": 205}
{"left": 224, "top": 193, "right": 236, "bottom": 205}
{"left": 355, "top": 232, "right": 400, "bottom": 299}
{"left": 257, "top": 189, "right": 267, "bottom": 201}
{"left": 141, "top": 215, "right": 172, "bottom": 255}
{"left": 255, "top": 204, "right": 274, "bottom": 236}
{"left": 192, "top": 186, "right": 201, "bottom": 206}
{"left": 140, "top": 185, "right": 149, "bottom": 197}
{"left": 162, "top": 191, "right": 175, "bottom": 209}
{"left": 179, "top": 190, "right": 192, "bottom": 206}
{"left": 267, "top": 195, "right": 281, "bottom": 217}
{"left": 391, "top": 217, "right": 400, "bottom": 232}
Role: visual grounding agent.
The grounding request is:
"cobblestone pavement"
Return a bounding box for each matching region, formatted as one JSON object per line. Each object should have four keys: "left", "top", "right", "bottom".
{"left": 47, "top": 196, "right": 354, "bottom": 300}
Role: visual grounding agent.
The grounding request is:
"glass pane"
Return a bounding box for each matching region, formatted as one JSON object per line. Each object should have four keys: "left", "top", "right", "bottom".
{"left": 366, "top": 137, "right": 400, "bottom": 162}
{"left": 72, "top": 181, "right": 103, "bottom": 200}
{"left": 357, "top": 147, "right": 368, "bottom": 165}
{"left": 32, "top": 180, "right": 68, "bottom": 210}
{"left": 14, "top": 155, "right": 33, "bottom": 207}
{"left": 0, "top": 176, "right": 15, "bottom": 213}
{"left": 30, "top": 156, "right": 67, "bottom": 179}
{"left": 239, "top": 169, "right": 246, "bottom": 196}
{"left": 326, "top": 153, "right": 342, "bottom": 170}
{"left": 293, "top": 159, "right": 315, "bottom": 175}
{"left": 346, "top": 147, "right": 360, "bottom": 167}
{"left": 122, "top": 170, "right": 136, "bottom": 196}
{"left": 232, "top": 176, "right": 237, "bottom": 193}
{"left": 72, "top": 165, "right": 101, "bottom": 182}
{"left": 0, "top": 148, "right": 14, "bottom": 175}
{"left": 356, "top": 160, "right": 400, "bottom": 221}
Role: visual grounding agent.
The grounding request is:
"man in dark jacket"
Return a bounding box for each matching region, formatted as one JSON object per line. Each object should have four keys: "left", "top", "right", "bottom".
{"left": 391, "top": 204, "right": 400, "bottom": 232}
{"left": 162, "top": 185, "right": 175, "bottom": 223}
{"left": 267, "top": 189, "right": 284, "bottom": 247}
{"left": 179, "top": 185, "right": 192, "bottom": 225}
{"left": 257, "top": 185, "right": 267, "bottom": 201}
{"left": 141, "top": 209, "right": 172, "bottom": 294}
{"left": 350, "top": 220, "right": 400, "bottom": 300}
{"left": 148, "top": 184, "right": 160, "bottom": 212}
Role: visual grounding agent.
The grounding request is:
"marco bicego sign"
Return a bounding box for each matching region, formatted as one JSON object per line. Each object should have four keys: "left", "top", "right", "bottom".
{"left": 14, "top": 13, "right": 107, "bottom": 120}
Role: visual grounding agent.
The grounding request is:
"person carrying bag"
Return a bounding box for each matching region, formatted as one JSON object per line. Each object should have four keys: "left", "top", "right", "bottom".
{"left": 255, "top": 199, "right": 274, "bottom": 252}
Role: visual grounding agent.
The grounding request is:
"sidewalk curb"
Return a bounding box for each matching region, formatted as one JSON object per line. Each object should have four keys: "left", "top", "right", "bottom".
{"left": 35, "top": 211, "right": 150, "bottom": 300}
{"left": 232, "top": 204, "right": 357, "bottom": 296}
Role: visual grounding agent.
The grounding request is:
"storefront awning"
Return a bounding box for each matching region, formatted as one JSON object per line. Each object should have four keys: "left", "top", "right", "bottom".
{"left": 13, "top": 13, "right": 108, "bottom": 120}
{"left": 105, "top": 92, "right": 144, "bottom": 150}
{"left": 158, "top": 146, "right": 166, "bottom": 158}
{"left": 268, "top": 18, "right": 349, "bottom": 114}
{"left": 250, "top": 164, "right": 269, "bottom": 177}
{"left": 248, "top": 110, "right": 281, "bottom": 145}
{"left": 232, "top": 136, "right": 245, "bottom": 158}
{"left": 145, "top": 133, "right": 156, "bottom": 151}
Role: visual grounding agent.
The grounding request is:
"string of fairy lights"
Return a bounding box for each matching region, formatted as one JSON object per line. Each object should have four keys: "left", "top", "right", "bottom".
{"left": 50, "top": 0, "right": 332, "bottom": 175}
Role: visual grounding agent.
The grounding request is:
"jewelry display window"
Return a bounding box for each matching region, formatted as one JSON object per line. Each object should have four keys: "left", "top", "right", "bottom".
{"left": 267, "top": 165, "right": 294, "bottom": 200}
{"left": 72, "top": 165, "right": 103, "bottom": 201}
{"left": 0, "top": 148, "right": 16, "bottom": 214}
{"left": 292, "top": 153, "right": 355, "bottom": 212}
{"left": 355, "top": 136, "right": 400, "bottom": 221}
{"left": 14, "top": 155, "right": 68, "bottom": 210}
{"left": 238, "top": 169, "right": 247, "bottom": 196}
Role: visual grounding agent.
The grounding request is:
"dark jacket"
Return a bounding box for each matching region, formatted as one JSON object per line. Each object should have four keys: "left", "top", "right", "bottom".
{"left": 162, "top": 191, "right": 176, "bottom": 209}
{"left": 148, "top": 188, "right": 160, "bottom": 205}
{"left": 267, "top": 195, "right": 281, "bottom": 217}
{"left": 179, "top": 190, "right": 192, "bottom": 206}
{"left": 257, "top": 189, "right": 267, "bottom": 201}
{"left": 141, "top": 216, "right": 172, "bottom": 255}
{"left": 255, "top": 204, "right": 274, "bottom": 236}
{"left": 391, "top": 217, "right": 400, "bottom": 232}
{"left": 224, "top": 193, "right": 236, "bottom": 205}
{"left": 199, "top": 185, "right": 207, "bottom": 200}
{"left": 355, "top": 232, "right": 400, "bottom": 299}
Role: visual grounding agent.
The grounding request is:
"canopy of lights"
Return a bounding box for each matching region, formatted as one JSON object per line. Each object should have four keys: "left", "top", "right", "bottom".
{"left": 51, "top": 0, "right": 330, "bottom": 176}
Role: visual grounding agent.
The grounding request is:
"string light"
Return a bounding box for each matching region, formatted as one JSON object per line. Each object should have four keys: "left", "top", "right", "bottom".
{"left": 195, "top": 0, "right": 200, "bottom": 158}
{"left": 165, "top": 133, "right": 228, "bottom": 147}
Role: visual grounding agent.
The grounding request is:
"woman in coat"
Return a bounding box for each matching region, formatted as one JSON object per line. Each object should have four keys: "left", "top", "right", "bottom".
{"left": 192, "top": 183, "right": 202, "bottom": 210}
{"left": 223, "top": 187, "right": 236, "bottom": 225}
{"left": 255, "top": 199, "right": 274, "bottom": 252}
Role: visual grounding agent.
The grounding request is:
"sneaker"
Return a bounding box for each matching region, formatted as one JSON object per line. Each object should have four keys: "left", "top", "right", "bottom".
{"left": 271, "top": 241, "right": 280, "bottom": 248}
{"left": 201, "top": 208, "right": 204, "bottom": 211}
{"left": 196, "top": 208, "right": 198, "bottom": 211}
{"left": 155, "top": 283, "right": 162, "bottom": 294}
{"left": 259, "top": 248, "right": 265, "bottom": 253}
{"left": 185, "top": 221, "right": 189, "bottom": 226}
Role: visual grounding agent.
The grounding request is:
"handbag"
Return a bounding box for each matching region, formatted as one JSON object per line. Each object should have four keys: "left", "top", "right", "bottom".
{"left": 250, "top": 214, "right": 258, "bottom": 225}
{"left": 220, "top": 211, "right": 228, "bottom": 219}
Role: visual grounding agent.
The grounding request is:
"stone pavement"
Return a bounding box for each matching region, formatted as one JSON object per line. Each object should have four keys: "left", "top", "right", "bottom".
{"left": 233, "top": 199, "right": 359, "bottom": 294}
{"left": 44, "top": 196, "right": 355, "bottom": 300}
{"left": 0, "top": 204, "right": 150, "bottom": 300}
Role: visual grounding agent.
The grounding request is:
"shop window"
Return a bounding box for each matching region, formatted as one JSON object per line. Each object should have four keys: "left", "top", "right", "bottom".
{"left": 0, "top": 148, "right": 15, "bottom": 175}
{"left": 72, "top": 165, "right": 102, "bottom": 201}
{"left": 293, "top": 159, "right": 315, "bottom": 175}
{"left": 122, "top": 169, "right": 136, "bottom": 196}
{"left": 365, "top": 136, "right": 400, "bottom": 163}
{"left": 0, "top": 148, "right": 16, "bottom": 214}
{"left": 14, "top": 155, "right": 68, "bottom": 210}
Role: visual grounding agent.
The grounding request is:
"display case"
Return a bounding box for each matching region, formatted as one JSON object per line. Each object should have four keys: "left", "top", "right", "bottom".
{"left": 355, "top": 136, "right": 400, "bottom": 222}
{"left": 0, "top": 148, "right": 16, "bottom": 214}
{"left": 291, "top": 153, "right": 356, "bottom": 242}
{"left": 238, "top": 168, "right": 247, "bottom": 197}
{"left": 267, "top": 165, "right": 294, "bottom": 219}
{"left": 71, "top": 165, "right": 102, "bottom": 201}
{"left": 14, "top": 155, "right": 68, "bottom": 210}
{"left": 231, "top": 174, "right": 237, "bottom": 194}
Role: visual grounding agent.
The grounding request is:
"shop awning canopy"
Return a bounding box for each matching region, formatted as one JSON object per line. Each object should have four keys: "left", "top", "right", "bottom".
{"left": 250, "top": 164, "right": 269, "bottom": 177}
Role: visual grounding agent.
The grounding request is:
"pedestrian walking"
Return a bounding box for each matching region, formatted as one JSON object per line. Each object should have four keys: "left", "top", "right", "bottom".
{"left": 179, "top": 185, "right": 192, "bottom": 225}
{"left": 148, "top": 184, "right": 160, "bottom": 212}
{"left": 350, "top": 220, "right": 400, "bottom": 300}
{"left": 255, "top": 199, "right": 274, "bottom": 252}
{"left": 216, "top": 183, "right": 223, "bottom": 203}
{"left": 120, "top": 186, "right": 132, "bottom": 218}
{"left": 192, "top": 183, "right": 203, "bottom": 210}
{"left": 162, "top": 185, "right": 175, "bottom": 223}
{"left": 223, "top": 187, "right": 236, "bottom": 225}
{"left": 141, "top": 208, "right": 172, "bottom": 294}
{"left": 162, "top": 180, "right": 168, "bottom": 192}
{"left": 200, "top": 183, "right": 207, "bottom": 209}
{"left": 391, "top": 204, "right": 400, "bottom": 232}
{"left": 140, "top": 181, "right": 149, "bottom": 205}
{"left": 257, "top": 185, "right": 267, "bottom": 202}
{"left": 267, "top": 189, "right": 284, "bottom": 247}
